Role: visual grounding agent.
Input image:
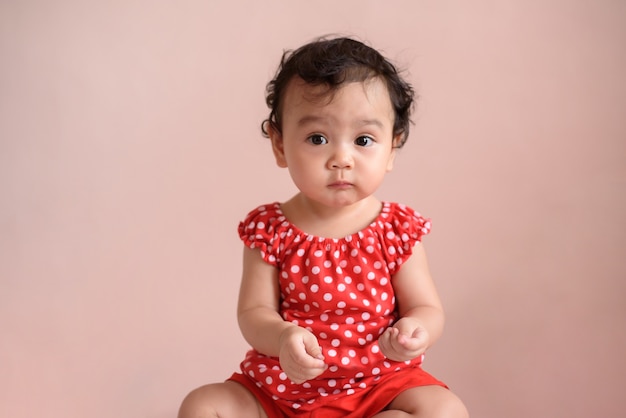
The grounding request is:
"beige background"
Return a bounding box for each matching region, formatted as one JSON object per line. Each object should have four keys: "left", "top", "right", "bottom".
{"left": 1, "top": 1, "right": 625, "bottom": 417}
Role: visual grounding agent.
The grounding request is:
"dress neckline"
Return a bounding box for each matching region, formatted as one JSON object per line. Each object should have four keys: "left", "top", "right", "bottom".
{"left": 272, "top": 201, "right": 392, "bottom": 242}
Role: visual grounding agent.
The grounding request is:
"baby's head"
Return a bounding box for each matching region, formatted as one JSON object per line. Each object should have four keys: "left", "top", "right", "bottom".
{"left": 262, "top": 36, "right": 415, "bottom": 148}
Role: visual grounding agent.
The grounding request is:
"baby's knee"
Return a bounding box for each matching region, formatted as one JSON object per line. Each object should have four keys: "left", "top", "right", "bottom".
{"left": 443, "top": 394, "right": 469, "bottom": 418}
{"left": 177, "top": 385, "right": 218, "bottom": 418}
{"left": 177, "top": 381, "right": 263, "bottom": 418}
{"left": 429, "top": 390, "right": 469, "bottom": 418}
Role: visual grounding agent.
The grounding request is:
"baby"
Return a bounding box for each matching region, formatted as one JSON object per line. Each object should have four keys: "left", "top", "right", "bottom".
{"left": 178, "top": 36, "right": 469, "bottom": 418}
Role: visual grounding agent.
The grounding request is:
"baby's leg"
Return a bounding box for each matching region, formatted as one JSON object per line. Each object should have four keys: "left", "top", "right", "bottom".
{"left": 374, "top": 385, "right": 469, "bottom": 418}
{"left": 177, "top": 381, "right": 268, "bottom": 418}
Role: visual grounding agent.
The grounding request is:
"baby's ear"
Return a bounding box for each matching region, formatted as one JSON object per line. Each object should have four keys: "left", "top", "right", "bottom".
{"left": 386, "top": 146, "right": 397, "bottom": 172}
{"left": 386, "top": 134, "right": 403, "bottom": 172}
{"left": 392, "top": 133, "right": 404, "bottom": 148}
{"left": 269, "top": 125, "right": 288, "bottom": 168}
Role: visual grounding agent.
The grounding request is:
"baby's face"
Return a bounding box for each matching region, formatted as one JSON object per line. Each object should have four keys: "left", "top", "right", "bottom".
{"left": 269, "top": 77, "right": 398, "bottom": 209}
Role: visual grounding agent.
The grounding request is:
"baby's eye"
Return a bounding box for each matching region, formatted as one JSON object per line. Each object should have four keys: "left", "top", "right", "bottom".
{"left": 307, "top": 134, "right": 328, "bottom": 145}
{"left": 355, "top": 136, "right": 374, "bottom": 147}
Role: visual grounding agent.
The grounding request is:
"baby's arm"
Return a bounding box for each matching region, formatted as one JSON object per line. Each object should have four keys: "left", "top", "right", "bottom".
{"left": 378, "top": 243, "right": 445, "bottom": 362}
{"left": 237, "top": 246, "right": 327, "bottom": 383}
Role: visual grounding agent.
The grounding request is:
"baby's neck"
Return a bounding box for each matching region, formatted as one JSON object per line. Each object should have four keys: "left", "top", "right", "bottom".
{"left": 280, "top": 194, "right": 383, "bottom": 239}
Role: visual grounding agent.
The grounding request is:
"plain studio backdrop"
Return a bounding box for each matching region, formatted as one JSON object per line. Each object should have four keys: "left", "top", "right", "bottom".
{"left": 1, "top": 1, "right": 625, "bottom": 417}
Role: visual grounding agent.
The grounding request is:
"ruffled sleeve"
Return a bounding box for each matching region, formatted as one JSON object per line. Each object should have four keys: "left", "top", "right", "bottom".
{"left": 237, "top": 202, "right": 285, "bottom": 266}
{"left": 378, "top": 202, "right": 432, "bottom": 274}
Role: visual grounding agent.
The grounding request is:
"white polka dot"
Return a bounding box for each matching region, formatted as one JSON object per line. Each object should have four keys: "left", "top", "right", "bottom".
{"left": 324, "top": 276, "right": 333, "bottom": 283}
{"left": 323, "top": 293, "right": 333, "bottom": 301}
{"left": 310, "top": 284, "right": 319, "bottom": 293}
{"left": 290, "top": 265, "right": 300, "bottom": 274}
{"left": 277, "top": 384, "right": 286, "bottom": 392}
{"left": 341, "top": 357, "right": 350, "bottom": 365}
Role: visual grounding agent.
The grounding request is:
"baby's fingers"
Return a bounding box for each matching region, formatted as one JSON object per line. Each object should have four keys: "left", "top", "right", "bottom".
{"left": 283, "top": 351, "right": 327, "bottom": 383}
{"left": 280, "top": 335, "right": 327, "bottom": 383}
{"left": 378, "top": 328, "right": 402, "bottom": 359}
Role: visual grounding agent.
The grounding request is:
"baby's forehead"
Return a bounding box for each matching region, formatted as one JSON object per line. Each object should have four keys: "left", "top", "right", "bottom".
{"left": 283, "top": 76, "right": 389, "bottom": 105}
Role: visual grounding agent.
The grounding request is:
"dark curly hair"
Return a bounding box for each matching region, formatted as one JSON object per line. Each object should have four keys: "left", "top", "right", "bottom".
{"left": 261, "top": 36, "right": 415, "bottom": 148}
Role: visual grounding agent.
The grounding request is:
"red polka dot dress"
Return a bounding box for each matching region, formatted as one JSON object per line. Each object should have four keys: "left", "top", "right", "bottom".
{"left": 229, "top": 202, "right": 447, "bottom": 417}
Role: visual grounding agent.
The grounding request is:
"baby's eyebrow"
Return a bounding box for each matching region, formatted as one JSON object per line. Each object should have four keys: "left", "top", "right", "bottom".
{"left": 296, "top": 115, "right": 326, "bottom": 127}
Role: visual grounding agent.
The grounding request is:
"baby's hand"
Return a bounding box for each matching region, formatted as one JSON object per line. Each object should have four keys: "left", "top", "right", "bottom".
{"left": 278, "top": 326, "right": 327, "bottom": 384}
{"left": 377, "top": 317, "right": 429, "bottom": 362}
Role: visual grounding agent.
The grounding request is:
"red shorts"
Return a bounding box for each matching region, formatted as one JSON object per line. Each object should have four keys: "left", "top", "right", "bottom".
{"left": 228, "top": 368, "right": 447, "bottom": 418}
